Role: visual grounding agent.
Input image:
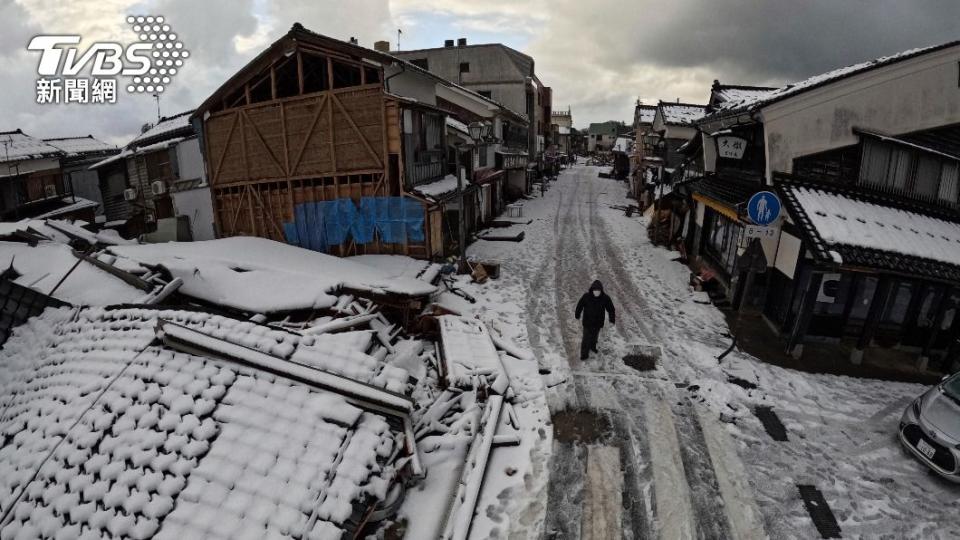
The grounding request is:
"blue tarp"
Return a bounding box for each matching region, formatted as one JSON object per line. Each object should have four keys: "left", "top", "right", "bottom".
{"left": 284, "top": 197, "right": 424, "bottom": 252}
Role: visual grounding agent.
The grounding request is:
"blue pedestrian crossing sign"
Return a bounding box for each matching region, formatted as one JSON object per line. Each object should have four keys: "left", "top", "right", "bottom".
{"left": 747, "top": 191, "right": 781, "bottom": 226}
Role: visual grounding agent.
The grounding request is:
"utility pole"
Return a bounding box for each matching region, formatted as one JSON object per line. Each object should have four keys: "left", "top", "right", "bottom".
{"left": 153, "top": 93, "right": 161, "bottom": 122}
{"left": 454, "top": 142, "right": 466, "bottom": 273}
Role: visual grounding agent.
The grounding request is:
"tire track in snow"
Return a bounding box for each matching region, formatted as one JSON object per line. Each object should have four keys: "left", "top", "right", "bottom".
{"left": 579, "top": 171, "right": 735, "bottom": 540}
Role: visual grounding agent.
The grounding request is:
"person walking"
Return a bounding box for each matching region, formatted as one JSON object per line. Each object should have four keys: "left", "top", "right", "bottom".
{"left": 575, "top": 280, "right": 616, "bottom": 360}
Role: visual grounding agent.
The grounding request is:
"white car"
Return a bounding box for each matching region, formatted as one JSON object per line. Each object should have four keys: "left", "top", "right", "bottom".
{"left": 900, "top": 371, "right": 960, "bottom": 482}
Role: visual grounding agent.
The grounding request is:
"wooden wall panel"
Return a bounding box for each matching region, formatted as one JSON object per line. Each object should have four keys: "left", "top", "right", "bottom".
{"left": 205, "top": 86, "right": 389, "bottom": 187}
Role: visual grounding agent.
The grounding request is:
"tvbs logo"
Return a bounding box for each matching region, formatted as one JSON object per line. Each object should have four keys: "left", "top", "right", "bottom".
{"left": 27, "top": 16, "right": 189, "bottom": 104}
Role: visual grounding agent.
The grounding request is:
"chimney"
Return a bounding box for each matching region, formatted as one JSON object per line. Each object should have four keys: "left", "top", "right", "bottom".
{"left": 374, "top": 40, "right": 390, "bottom": 52}
{"left": 457, "top": 37, "right": 467, "bottom": 47}
{"left": 349, "top": 37, "right": 358, "bottom": 45}
{"left": 444, "top": 39, "right": 455, "bottom": 47}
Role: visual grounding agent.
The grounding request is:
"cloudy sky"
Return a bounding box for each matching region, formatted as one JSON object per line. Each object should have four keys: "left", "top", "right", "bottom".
{"left": 3, "top": 0, "right": 960, "bottom": 145}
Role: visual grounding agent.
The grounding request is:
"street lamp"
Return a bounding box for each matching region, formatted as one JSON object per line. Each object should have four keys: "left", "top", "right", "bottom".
{"left": 454, "top": 121, "right": 493, "bottom": 273}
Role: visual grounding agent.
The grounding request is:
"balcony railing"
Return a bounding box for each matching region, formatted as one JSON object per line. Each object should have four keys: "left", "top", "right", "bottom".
{"left": 407, "top": 161, "right": 444, "bottom": 187}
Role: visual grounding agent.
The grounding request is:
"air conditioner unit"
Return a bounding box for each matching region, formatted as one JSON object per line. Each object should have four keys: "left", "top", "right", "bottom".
{"left": 151, "top": 180, "right": 166, "bottom": 196}
{"left": 816, "top": 273, "right": 842, "bottom": 304}
{"left": 44, "top": 184, "right": 57, "bottom": 198}
{"left": 123, "top": 188, "right": 137, "bottom": 201}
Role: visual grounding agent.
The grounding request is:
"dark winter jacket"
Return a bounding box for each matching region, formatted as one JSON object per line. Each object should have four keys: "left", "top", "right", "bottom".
{"left": 575, "top": 280, "right": 616, "bottom": 328}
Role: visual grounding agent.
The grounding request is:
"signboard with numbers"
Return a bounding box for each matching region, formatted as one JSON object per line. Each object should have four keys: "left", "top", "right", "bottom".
{"left": 717, "top": 135, "right": 747, "bottom": 159}
{"left": 743, "top": 224, "right": 779, "bottom": 240}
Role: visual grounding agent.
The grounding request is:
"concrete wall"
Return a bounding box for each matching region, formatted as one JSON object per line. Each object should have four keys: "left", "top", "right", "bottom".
{"left": 393, "top": 46, "right": 529, "bottom": 121}
{"left": 171, "top": 186, "right": 216, "bottom": 240}
{"left": 761, "top": 45, "right": 960, "bottom": 179}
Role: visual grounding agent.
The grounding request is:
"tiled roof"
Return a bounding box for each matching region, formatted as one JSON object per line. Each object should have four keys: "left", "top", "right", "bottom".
{"left": 703, "top": 40, "right": 960, "bottom": 122}
{"left": 0, "top": 130, "right": 63, "bottom": 165}
{"left": 688, "top": 174, "right": 761, "bottom": 208}
{"left": 0, "top": 307, "right": 404, "bottom": 539}
{"left": 780, "top": 182, "right": 960, "bottom": 280}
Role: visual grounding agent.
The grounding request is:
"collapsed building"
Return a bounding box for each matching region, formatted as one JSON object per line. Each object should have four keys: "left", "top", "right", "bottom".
{"left": 0, "top": 223, "right": 546, "bottom": 539}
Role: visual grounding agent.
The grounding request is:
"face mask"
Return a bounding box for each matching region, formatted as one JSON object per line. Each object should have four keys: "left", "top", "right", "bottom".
{"left": 592, "top": 290, "right": 601, "bottom": 297}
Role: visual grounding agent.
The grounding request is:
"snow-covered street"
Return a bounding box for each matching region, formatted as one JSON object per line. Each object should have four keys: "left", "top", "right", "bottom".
{"left": 470, "top": 163, "right": 960, "bottom": 539}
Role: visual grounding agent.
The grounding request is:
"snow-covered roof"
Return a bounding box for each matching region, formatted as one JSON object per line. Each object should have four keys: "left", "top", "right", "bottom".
{"left": 44, "top": 135, "right": 117, "bottom": 157}
{"left": 710, "top": 84, "right": 777, "bottom": 109}
{"left": 413, "top": 174, "right": 460, "bottom": 201}
{"left": 0, "top": 130, "right": 63, "bottom": 164}
{"left": 90, "top": 138, "right": 185, "bottom": 170}
{"left": 33, "top": 196, "right": 99, "bottom": 220}
{"left": 612, "top": 137, "right": 634, "bottom": 153}
{"left": 706, "top": 40, "right": 960, "bottom": 120}
{"left": 0, "top": 242, "right": 147, "bottom": 305}
{"left": 659, "top": 103, "right": 707, "bottom": 126}
{"left": 129, "top": 111, "right": 195, "bottom": 147}
{"left": 789, "top": 185, "right": 960, "bottom": 268}
{"left": 106, "top": 237, "right": 438, "bottom": 313}
{"left": 637, "top": 105, "right": 657, "bottom": 125}
{"left": 0, "top": 306, "right": 402, "bottom": 539}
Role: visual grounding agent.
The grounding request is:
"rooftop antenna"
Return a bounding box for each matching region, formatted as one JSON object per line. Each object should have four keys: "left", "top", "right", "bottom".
{"left": 152, "top": 93, "right": 161, "bottom": 122}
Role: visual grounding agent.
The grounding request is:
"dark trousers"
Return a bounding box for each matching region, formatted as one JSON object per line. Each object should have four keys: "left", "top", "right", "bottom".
{"left": 580, "top": 325, "right": 600, "bottom": 359}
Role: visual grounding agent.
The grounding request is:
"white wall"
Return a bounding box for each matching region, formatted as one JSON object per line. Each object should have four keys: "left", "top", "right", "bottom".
{"left": 384, "top": 65, "right": 438, "bottom": 106}
{"left": 171, "top": 186, "right": 215, "bottom": 240}
{"left": 176, "top": 138, "right": 205, "bottom": 182}
{"left": 762, "top": 45, "right": 960, "bottom": 179}
{"left": 774, "top": 231, "right": 802, "bottom": 278}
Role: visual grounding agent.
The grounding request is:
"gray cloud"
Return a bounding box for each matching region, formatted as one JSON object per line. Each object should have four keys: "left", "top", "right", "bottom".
{"left": 3, "top": 0, "right": 960, "bottom": 140}
{"left": 529, "top": 0, "right": 960, "bottom": 128}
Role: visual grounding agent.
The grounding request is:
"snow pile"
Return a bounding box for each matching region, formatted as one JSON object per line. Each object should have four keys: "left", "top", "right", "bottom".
{"left": 107, "top": 237, "right": 438, "bottom": 313}
{"left": 791, "top": 186, "right": 960, "bottom": 267}
{"left": 0, "top": 307, "right": 402, "bottom": 540}
{"left": 413, "top": 174, "right": 461, "bottom": 201}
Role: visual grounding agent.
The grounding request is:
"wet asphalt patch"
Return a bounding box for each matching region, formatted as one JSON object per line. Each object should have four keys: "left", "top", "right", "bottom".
{"left": 754, "top": 406, "right": 789, "bottom": 441}
{"left": 553, "top": 409, "right": 614, "bottom": 444}
{"left": 797, "top": 484, "right": 842, "bottom": 538}
{"left": 623, "top": 352, "right": 657, "bottom": 371}
{"left": 726, "top": 375, "right": 758, "bottom": 390}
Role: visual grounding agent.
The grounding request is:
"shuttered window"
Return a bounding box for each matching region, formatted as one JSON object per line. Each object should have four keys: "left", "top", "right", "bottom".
{"left": 939, "top": 161, "right": 959, "bottom": 204}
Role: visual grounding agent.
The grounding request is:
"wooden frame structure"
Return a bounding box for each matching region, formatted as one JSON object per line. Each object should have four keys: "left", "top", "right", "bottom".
{"left": 194, "top": 24, "right": 441, "bottom": 258}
